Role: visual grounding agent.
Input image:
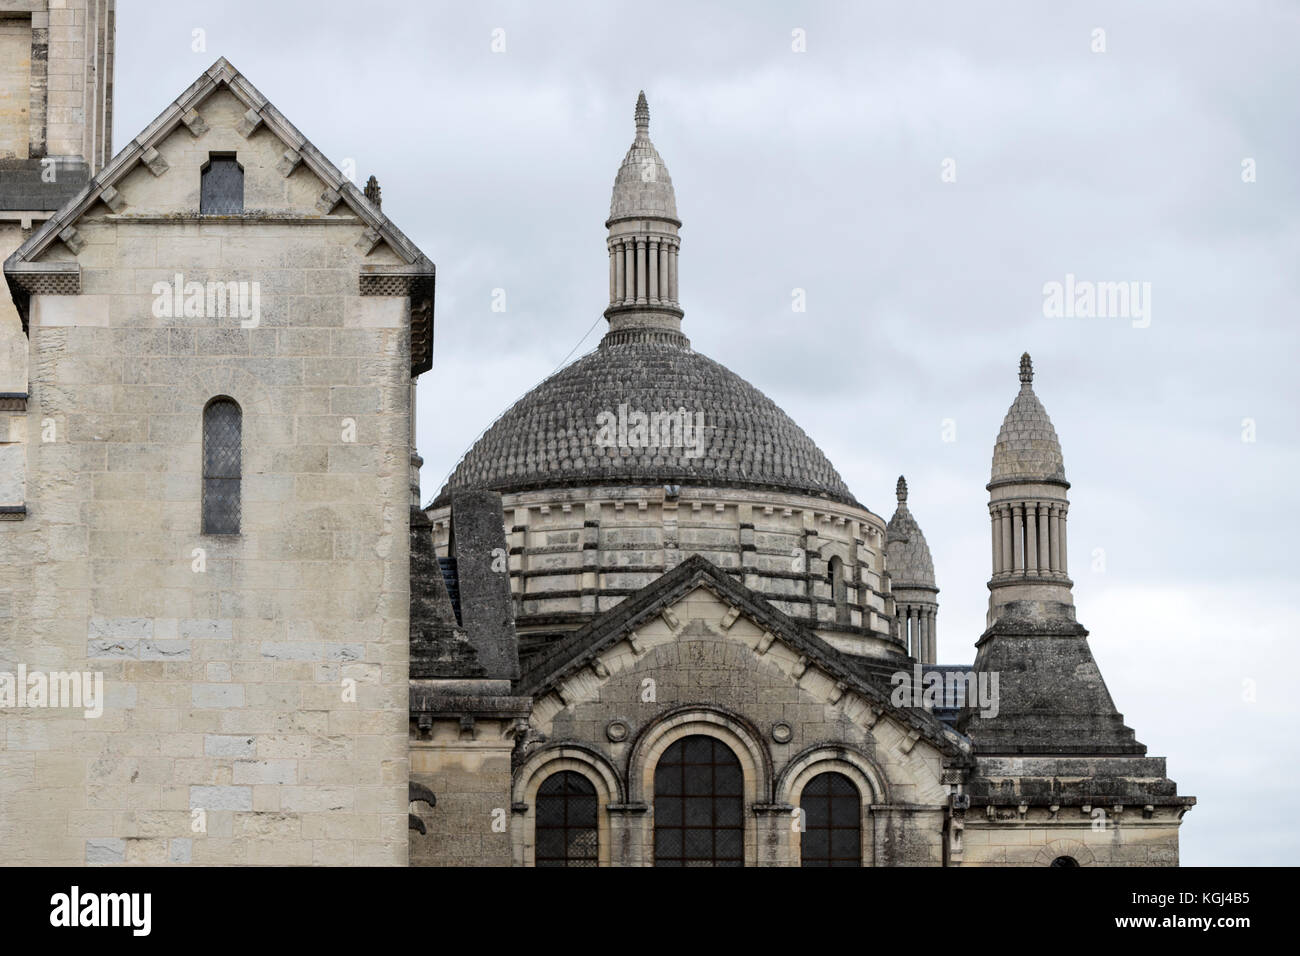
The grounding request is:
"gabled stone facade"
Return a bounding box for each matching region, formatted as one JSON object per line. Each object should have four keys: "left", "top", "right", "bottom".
{"left": 0, "top": 58, "right": 432, "bottom": 865}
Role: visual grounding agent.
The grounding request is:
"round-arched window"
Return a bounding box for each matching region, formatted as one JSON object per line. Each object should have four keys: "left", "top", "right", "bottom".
{"left": 535, "top": 771, "right": 598, "bottom": 867}
{"left": 799, "top": 771, "right": 861, "bottom": 866}
{"left": 653, "top": 735, "right": 744, "bottom": 866}
{"left": 1050, "top": 855, "right": 1080, "bottom": 867}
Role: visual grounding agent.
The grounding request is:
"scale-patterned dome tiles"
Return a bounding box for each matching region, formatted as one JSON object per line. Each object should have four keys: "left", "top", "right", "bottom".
{"left": 437, "top": 341, "right": 858, "bottom": 506}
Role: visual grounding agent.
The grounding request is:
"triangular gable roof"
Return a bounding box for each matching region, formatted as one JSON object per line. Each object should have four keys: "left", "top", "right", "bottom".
{"left": 3, "top": 57, "right": 434, "bottom": 375}
{"left": 520, "top": 554, "right": 972, "bottom": 760}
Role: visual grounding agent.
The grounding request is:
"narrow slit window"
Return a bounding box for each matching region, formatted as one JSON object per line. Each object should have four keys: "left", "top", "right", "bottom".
{"left": 202, "top": 397, "right": 241, "bottom": 534}
{"left": 200, "top": 153, "right": 244, "bottom": 214}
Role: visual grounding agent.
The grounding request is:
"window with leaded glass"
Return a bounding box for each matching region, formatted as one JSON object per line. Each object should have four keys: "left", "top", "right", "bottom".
{"left": 534, "top": 771, "right": 598, "bottom": 867}
{"left": 202, "top": 398, "right": 241, "bottom": 534}
{"left": 653, "top": 735, "right": 744, "bottom": 867}
{"left": 201, "top": 154, "right": 244, "bottom": 214}
{"left": 799, "top": 771, "right": 861, "bottom": 867}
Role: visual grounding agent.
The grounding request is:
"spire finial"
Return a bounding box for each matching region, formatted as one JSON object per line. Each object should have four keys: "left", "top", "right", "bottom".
{"left": 635, "top": 91, "right": 649, "bottom": 134}
{"left": 364, "top": 175, "right": 382, "bottom": 210}
{"left": 896, "top": 475, "right": 908, "bottom": 503}
{"left": 1019, "top": 352, "right": 1033, "bottom": 385}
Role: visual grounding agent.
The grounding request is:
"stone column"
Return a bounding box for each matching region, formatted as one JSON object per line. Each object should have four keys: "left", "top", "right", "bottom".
{"left": 1025, "top": 502, "right": 1039, "bottom": 574}
{"left": 606, "top": 804, "right": 649, "bottom": 867}
{"left": 659, "top": 241, "right": 670, "bottom": 301}
{"left": 614, "top": 240, "right": 626, "bottom": 303}
{"left": 609, "top": 243, "right": 617, "bottom": 303}
{"left": 1049, "top": 505, "right": 1061, "bottom": 574}
{"left": 1000, "top": 505, "right": 1012, "bottom": 577}
{"left": 1059, "top": 507, "right": 1068, "bottom": 575}
{"left": 635, "top": 239, "right": 647, "bottom": 304}
{"left": 624, "top": 240, "right": 636, "bottom": 305}
{"left": 990, "top": 506, "right": 1000, "bottom": 577}
{"left": 648, "top": 239, "right": 660, "bottom": 304}
{"left": 669, "top": 244, "right": 678, "bottom": 303}
{"left": 754, "top": 804, "right": 796, "bottom": 866}
{"left": 1037, "top": 504, "right": 1050, "bottom": 574}
{"left": 929, "top": 608, "right": 937, "bottom": 662}
{"left": 1012, "top": 505, "right": 1024, "bottom": 572}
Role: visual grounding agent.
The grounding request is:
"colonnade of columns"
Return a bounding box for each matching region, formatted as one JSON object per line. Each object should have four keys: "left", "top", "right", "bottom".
{"left": 608, "top": 235, "right": 679, "bottom": 308}
{"left": 989, "top": 499, "right": 1068, "bottom": 578}
{"left": 899, "top": 605, "right": 937, "bottom": 664}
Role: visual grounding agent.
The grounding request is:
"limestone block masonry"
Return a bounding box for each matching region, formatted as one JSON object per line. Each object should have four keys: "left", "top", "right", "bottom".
{"left": 0, "top": 58, "right": 433, "bottom": 865}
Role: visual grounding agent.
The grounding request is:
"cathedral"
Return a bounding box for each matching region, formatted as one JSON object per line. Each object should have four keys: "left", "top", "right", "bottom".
{"left": 0, "top": 11, "right": 1192, "bottom": 866}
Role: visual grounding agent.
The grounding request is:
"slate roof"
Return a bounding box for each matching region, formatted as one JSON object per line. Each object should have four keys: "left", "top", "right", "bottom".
{"left": 989, "top": 353, "right": 1067, "bottom": 485}
{"left": 434, "top": 337, "right": 859, "bottom": 506}
{"left": 885, "top": 476, "right": 936, "bottom": 589}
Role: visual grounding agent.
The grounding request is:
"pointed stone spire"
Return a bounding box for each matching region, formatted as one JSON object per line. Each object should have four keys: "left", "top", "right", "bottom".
{"left": 992, "top": 352, "right": 1065, "bottom": 484}
{"left": 603, "top": 91, "right": 685, "bottom": 347}
{"left": 364, "top": 174, "right": 382, "bottom": 210}
{"left": 634, "top": 90, "right": 650, "bottom": 136}
{"left": 886, "top": 475, "right": 938, "bottom": 663}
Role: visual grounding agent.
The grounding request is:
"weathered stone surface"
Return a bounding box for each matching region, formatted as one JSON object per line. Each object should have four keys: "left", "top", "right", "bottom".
{"left": 0, "top": 58, "right": 430, "bottom": 867}
{"left": 436, "top": 341, "right": 857, "bottom": 507}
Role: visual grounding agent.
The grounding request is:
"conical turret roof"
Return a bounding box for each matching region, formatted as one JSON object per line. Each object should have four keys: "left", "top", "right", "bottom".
{"left": 608, "top": 92, "right": 678, "bottom": 222}
{"left": 990, "top": 353, "right": 1067, "bottom": 485}
{"left": 885, "top": 476, "right": 936, "bottom": 588}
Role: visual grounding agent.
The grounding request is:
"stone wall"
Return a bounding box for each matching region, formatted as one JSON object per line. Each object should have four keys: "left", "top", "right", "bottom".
{"left": 0, "top": 86, "right": 414, "bottom": 865}
{"left": 0, "top": 14, "right": 32, "bottom": 160}
{"left": 429, "top": 485, "right": 901, "bottom": 661}
{"left": 961, "top": 811, "right": 1184, "bottom": 866}
{"left": 409, "top": 583, "right": 954, "bottom": 867}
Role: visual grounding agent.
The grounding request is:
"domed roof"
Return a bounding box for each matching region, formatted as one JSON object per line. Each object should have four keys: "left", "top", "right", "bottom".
{"left": 885, "top": 476, "right": 936, "bottom": 589}
{"left": 990, "top": 353, "right": 1067, "bottom": 485}
{"left": 434, "top": 336, "right": 858, "bottom": 506}
{"left": 608, "top": 91, "right": 678, "bottom": 222}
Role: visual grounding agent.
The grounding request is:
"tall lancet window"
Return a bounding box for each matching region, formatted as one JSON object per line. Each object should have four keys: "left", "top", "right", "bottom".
{"left": 200, "top": 153, "right": 244, "bottom": 214}
{"left": 202, "top": 398, "right": 242, "bottom": 534}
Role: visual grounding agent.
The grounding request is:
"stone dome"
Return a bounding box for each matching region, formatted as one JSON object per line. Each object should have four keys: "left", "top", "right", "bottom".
{"left": 885, "top": 476, "right": 936, "bottom": 588}
{"left": 434, "top": 336, "right": 858, "bottom": 507}
{"left": 990, "top": 353, "right": 1067, "bottom": 485}
{"left": 608, "top": 91, "right": 678, "bottom": 222}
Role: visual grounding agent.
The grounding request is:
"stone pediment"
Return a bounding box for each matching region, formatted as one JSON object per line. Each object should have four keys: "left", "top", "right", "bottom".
{"left": 2, "top": 57, "right": 434, "bottom": 374}
{"left": 520, "top": 554, "right": 971, "bottom": 761}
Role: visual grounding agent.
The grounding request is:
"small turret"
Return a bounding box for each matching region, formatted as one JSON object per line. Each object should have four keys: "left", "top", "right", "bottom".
{"left": 603, "top": 91, "right": 685, "bottom": 346}
{"left": 986, "top": 353, "right": 1073, "bottom": 625}
{"left": 886, "top": 476, "right": 939, "bottom": 663}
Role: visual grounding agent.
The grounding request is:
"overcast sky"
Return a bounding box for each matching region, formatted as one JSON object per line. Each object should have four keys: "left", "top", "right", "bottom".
{"left": 114, "top": 0, "right": 1299, "bottom": 866}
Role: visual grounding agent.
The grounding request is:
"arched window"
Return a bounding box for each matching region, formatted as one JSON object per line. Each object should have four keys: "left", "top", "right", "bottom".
{"left": 653, "top": 735, "right": 744, "bottom": 866}
{"left": 535, "top": 771, "right": 598, "bottom": 867}
{"left": 202, "top": 397, "right": 241, "bottom": 534}
{"left": 1050, "top": 855, "right": 1079, "bottom": 867}
{"left": 200, "top": 153, "right": 244, "bottom": 214}
{"left": 799, "top": 771, "right": 861, "bottom": 867}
